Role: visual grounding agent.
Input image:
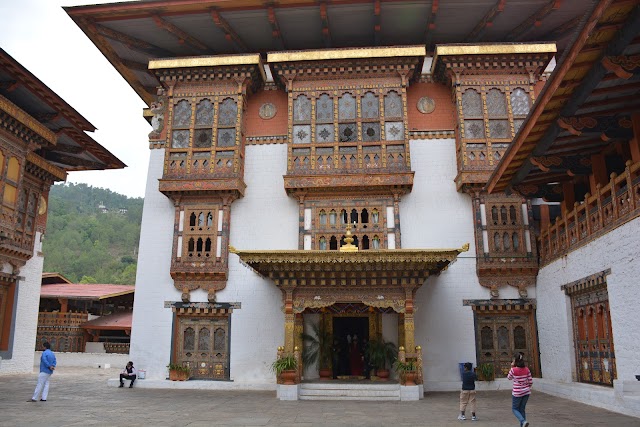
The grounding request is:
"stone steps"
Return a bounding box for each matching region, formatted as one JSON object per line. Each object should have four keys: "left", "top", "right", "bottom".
{"left": 298, "top": 382, "right": 401, "bottom": 401}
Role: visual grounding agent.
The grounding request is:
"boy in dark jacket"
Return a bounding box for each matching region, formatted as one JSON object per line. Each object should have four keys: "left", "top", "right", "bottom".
{"left": 458, "top": 362, "right": 478, "bottom": 421}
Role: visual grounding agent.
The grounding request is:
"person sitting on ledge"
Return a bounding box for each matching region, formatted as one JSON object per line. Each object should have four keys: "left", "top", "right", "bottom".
{"left": 119, "top": 361, "right": 137, "bottom": 388}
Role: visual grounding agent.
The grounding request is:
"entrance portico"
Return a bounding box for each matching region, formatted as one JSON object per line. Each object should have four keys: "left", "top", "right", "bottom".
{"left": 230, "top": 240, "right": 468, "bottom": 388}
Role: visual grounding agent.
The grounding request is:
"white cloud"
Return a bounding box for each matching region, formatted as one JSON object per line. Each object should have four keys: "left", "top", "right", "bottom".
{"left": 0, "top": 0, "right": 149, "bottom": 198}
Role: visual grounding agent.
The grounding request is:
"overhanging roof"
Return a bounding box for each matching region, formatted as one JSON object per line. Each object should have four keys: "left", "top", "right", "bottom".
{"left": 82, "top": 311, "right": 132, "bottom": 331}
{"left": 65, "top": 0, "right": 594, "bottom": 105}
{"left": 40, "top": 284, "right": 135, "bottom": 301}
{"left": 230, "top": 244, "right": 468, "bottom": 288}
{"left": 0, "top": 48, "right": 125, "bottom": 172}
{"left": 487, "top": 1, "right": 640, "bottom": 195}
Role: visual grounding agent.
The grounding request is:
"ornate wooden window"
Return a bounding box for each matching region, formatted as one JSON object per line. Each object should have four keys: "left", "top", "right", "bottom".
{"left": 459, "top": 86, "right": 534, "bottom": 173}
{"left": 287, "top": 87, "right": 408, "bottom": 174}
{"left": 165, "top": 95, "right": 241, "bottom": 179}
{"left": 473, "top": 308, "right": 539, "bottom": 378}
{"left": 174, "top": 313, "right": 231, "bottom": 380}
{"left": 304, "top": 200, "right": 396, "bottom": 250}
{"left": 179, "top": 207, "right": 221, "bottom": 261}
{"left": 563, "top": 270, "right": 616, "bottom": 387}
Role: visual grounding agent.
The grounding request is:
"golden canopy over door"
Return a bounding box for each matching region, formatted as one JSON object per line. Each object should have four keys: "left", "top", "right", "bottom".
{"left": 176, "top": 315, "right": 230, "bottom": 380}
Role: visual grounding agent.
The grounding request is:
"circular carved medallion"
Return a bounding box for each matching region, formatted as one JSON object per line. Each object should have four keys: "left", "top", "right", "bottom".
{"left": 417, "top": 96, "right": 436, "bottom": 114}
{"left": 259, "top": 102, "right": 277, "bottom": 120}
{"left": 38, "top": 195, "right": 47, "bottom": 215}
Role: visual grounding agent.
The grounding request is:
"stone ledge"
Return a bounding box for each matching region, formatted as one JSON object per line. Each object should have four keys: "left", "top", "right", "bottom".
{"left": 107, "top": 378, "right": 276, "bottom": 391}
{"left": 535, "top": 378, "right": 640, "bottom": 418}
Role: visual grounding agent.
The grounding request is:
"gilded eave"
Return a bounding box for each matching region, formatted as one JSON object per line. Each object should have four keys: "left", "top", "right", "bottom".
{"left": 230, "top": 244, "right": 468, "bottom": 270}
{"left": 0, "top": 94, "right": 56, "bottom": 146}
{"left": 431, "top": 42, "right": 557, "bottom": 74}
{"left": 268, "top": 46, "right": 426, "bottom": 63}
{"left": 149, "top": 54, "right": 266, "bottom": 82}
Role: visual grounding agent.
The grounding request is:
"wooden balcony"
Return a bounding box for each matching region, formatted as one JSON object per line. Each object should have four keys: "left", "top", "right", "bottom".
{"left": 539, "top": 160, "right": 640, "bottom": 266}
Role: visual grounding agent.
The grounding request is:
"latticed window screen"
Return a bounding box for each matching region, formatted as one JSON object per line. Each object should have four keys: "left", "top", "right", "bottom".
{"left": 316, "top": 94, "right": 333, "bottom": 122}
{"left": 218, "top": 98, "right": 237, "bottom": 127}
{"left": 361, "top": 92, "right": 379, "bottom": 119}
{"left": 194, "top": 99, "right": 214, "bottom": 149}
{"left": 294, "top": 94, "right": 312, "bottom": 123}
{"left": 384, "top": 91, "right": 402, "bottom": 118}
{"left": 338, "top": 93, "right": 356, "bottom": 120}
{"left": 217, "top": 98, "right": 237, "bottom": 148}
{"left": 511, "top": 88, "right": 530, "bottom": 133}
{"left": 172, "top": 99, "right": 192, "bottom": 148}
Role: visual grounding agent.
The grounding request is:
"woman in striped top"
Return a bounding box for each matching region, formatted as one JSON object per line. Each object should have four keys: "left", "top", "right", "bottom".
{"left": 507, "top": 352, "right": 533, "bottom": 427}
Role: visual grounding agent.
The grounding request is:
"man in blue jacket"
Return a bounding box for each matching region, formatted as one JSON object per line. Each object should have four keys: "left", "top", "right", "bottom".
{"left": 29, "top": 342, "right": 56, "bottom": 402}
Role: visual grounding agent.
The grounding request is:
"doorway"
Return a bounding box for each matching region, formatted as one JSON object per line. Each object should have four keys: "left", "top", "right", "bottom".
{"left": 332, "top": 316, "right": 369, "bottom": 378}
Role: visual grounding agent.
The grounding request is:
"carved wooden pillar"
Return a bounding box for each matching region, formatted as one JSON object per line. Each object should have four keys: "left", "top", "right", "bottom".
{"left": 58, "top": 298, "right": 68, "bottom": 313}
{"left": 397, "top": 313, "right": 405, "bottom": 349}
{"left": 562, "top": 181, "right": 576, "bottom": 213}
{"left": 283, "top": 289, "right": 295, "bottom": 352}
{"left": 631, "top": 113, "right": 640, "bottom": 162}
{"left": 590, "top": 153, "right": 608, "bottom": 193}
{"left": 294, "top": 313, "right": 303, "bottom": 360}
{"left": 539, "top": 204, "right": 550, "bottom": 232}
{"left": 403, "top": 296, "right": 415, "bottom": 351}
{"left": 393, "top": 193, "right": 401, "bottom": 248}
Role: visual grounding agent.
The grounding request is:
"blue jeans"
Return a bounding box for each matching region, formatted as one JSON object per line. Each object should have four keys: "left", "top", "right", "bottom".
{"left": 512, "top": 394, "right": 530, "bottom": 425}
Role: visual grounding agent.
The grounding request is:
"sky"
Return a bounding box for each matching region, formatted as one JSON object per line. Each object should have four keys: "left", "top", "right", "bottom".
{"left": 0, "top": 0, "right": 149, "bottom": 198}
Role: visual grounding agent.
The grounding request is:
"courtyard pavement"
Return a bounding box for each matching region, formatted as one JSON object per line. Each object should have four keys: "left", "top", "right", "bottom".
{"left": 0, "top": 367, "right": 638, "bottom": 427}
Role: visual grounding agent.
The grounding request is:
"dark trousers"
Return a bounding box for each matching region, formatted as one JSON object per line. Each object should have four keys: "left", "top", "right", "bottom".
{"left": 120, "top": 374, "right": 136, "bottom": 385}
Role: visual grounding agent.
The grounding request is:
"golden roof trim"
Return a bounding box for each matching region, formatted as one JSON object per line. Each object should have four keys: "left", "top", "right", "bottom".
{"left": 431, "top": 43, "right": 556, "bottom": 74}
{"left": 149, "top": 53, "right": 262, "bottom": 70}
{"left": 0, "top": 94, "right": 56, "bottom": 145}
{"left": 229, "top": 243, "right": 468, "bottom": 263}
{"left": 268, "top": 46, "right": 426, "bottom": 63}
{"left": 27, "top": 152, "right": 67, "bottom": 181}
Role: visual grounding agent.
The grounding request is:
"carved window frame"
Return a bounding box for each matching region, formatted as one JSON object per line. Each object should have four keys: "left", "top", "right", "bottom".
{"left": 165, "top": 95, "right": 241, "bottom": 178}
{"left": 176, "top": 206, "right": 224, "bottom": 263}
{"left": 459, "top": 85, "right": 534, "bottom": 168}
{"left": 287, "top": 87, "right": 408, "bottom": 173}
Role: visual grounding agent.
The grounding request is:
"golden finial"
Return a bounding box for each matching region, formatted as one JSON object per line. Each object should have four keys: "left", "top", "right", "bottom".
{"left": 399, "top": 346, "right": 405, "bottom": 351}
{"left": 339, "top": 223, "right": 359, "bottom": 252}
{"left": 229, "top": 245, "right": 238, "bottom": 254}
{"left": 415, "top": 345, "right": 422, "bottom": 350}
{"left": 461, "top": 243, "right": 469, "bottom": 252}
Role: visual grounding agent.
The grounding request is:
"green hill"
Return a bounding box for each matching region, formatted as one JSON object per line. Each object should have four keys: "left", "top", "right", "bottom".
{"left": 42, "top": 183, "right": 143, "bottom": 285}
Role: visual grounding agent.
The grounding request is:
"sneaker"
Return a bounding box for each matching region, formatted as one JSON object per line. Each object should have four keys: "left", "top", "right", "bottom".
{"left": 472, "top": 416, "right": 477, "bottom": 421}
{"left": 522, "top": 422, "right": 529, "bottom": 427}
{"left": 457, "top": 415, "right": 466, "bottom": 421}
{"left": 27, "top": 399, "right": 37, "bottom": 402}
{"left": 40, "top": 399, "right": 46, "bottom": 402}
{"left": 129, "top": 384, "right": 134, "bottom": 388}
{"left": 119, "top": 383, "right": 124, "bottom": 388}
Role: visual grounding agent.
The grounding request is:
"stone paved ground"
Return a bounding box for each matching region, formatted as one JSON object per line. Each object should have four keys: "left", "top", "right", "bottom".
{"left": 1, "top": 367, "right": 639, "bottom": 427}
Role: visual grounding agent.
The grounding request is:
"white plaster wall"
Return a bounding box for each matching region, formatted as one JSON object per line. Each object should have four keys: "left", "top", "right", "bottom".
{"left": 129, "top": 148, "right": 177, "bottom": 379}
{"left": 132, "top": 145, "right": 297, "bottom": 383}
{"left": 34, "top": 351, "right": 129, "bottom": 368}
{"left": 223, "top": 144, "right": 298, "bottom": 383}
{"left": 401, "top": 139, "right": 520, "bottom": 390}
{"left": 0, "top": 232, "right": 44, "bottom": 375}
{"left": 537, "top": 216, "right": 640, "bottom": 384}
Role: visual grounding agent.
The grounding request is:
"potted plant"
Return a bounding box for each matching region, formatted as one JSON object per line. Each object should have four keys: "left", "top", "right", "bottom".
{"left": 167, "top": 362, "right": 191, "bottom": 381}
{"left": 367, "top": 339, "right": 397, "bottom": 380}
{"left": 477, "top": 362, "right": 495, "bottom": 381}
{"left": 301, "top": 322, "right": 333, "bottom": 379}
{"left": 394, "top": 359, "right": 417, "bottom": 385}
{"left": 271, "top": 354, "right": 298, "bottom": 385}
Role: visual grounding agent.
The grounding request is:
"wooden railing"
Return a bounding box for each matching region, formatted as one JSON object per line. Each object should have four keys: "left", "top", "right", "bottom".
{"left": 539, "top": 160, "right": 640, "bottom": 265}
{"left": 104, "top": 342, "right": 130, "bottom": 354}
{"left": 38, "top": 312, "right": 88, "bottom": 326}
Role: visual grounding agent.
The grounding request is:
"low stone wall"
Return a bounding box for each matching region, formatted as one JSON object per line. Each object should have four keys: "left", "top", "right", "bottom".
{"left": 35, "top": 351, "right": 130, "bottom": 368}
